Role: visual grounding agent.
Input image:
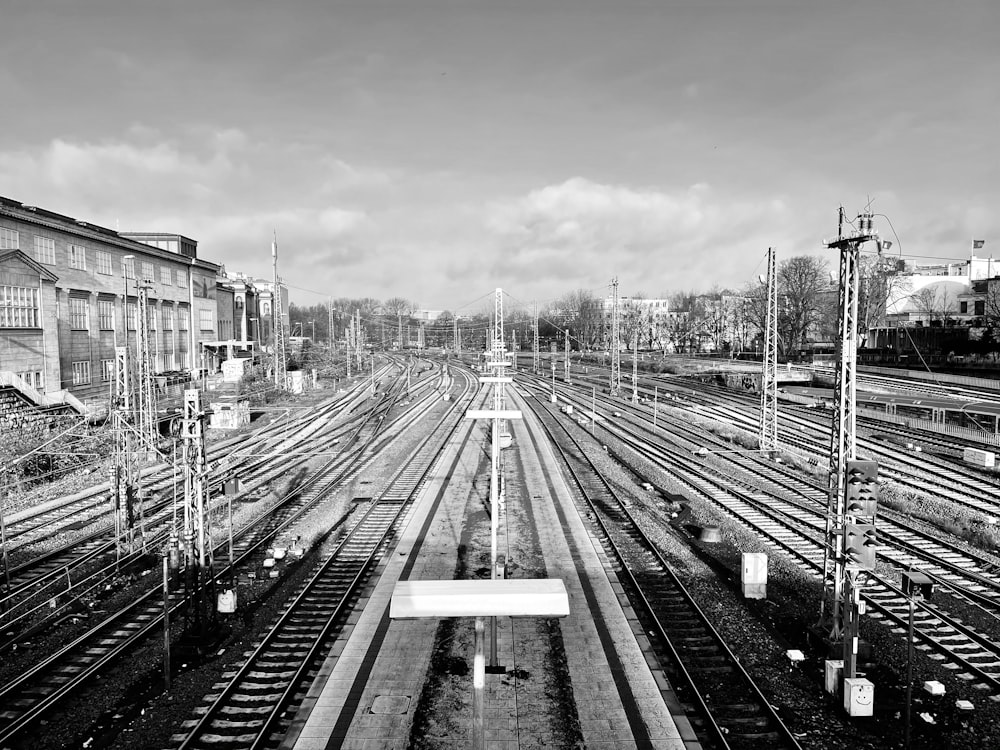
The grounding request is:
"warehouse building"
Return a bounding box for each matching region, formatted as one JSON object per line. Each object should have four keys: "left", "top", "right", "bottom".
{"left": 0, "top": 197, "right": 261, "bottom": 414}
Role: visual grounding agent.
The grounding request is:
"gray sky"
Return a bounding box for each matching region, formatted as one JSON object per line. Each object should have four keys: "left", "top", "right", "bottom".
{"left": 1, "top": 0, "right": 997, "bottom": 313}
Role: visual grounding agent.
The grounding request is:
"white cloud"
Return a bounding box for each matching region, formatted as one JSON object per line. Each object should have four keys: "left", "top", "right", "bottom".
{"left": 484, "top": 177, "right": 792, "bottom": 292}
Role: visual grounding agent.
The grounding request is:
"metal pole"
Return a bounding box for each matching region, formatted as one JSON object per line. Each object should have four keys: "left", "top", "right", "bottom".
{"left": 905, "top": 596, "right": 914, "bottom": 749}
{"left": 592, "top": 387, "right": 596, "bottom": 433}
{"left": 653, "top": 386, "right": 658, "bottom": 428}
{"left": 490, "top": 415, "right": 500, "bottom": 667}
{"left": 162, "top": 555, "right": 171, "bottom": 691}
{"left": 0, "top": 477, "right": 10, "bottom": 603}
{"left": 228, "top": 494, "right": 234, "bottom": 567}
{"left": 473, "top": 616, "right": 485, "bottom": 750}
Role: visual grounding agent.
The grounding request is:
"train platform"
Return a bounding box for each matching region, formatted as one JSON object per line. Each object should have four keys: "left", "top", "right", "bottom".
{"left": 281, "top": 401, "right": 696, "bottom": 749}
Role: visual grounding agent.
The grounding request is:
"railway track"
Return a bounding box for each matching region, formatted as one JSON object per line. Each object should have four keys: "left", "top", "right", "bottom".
{"left": 519, "top": 390, "right": 802, "bottom": 750}
{"left": 0, "top": 367, "right": 443, "bottom": 644}
{"left": 0, "top": 367, "right": 452, "bottom": 746}
{"left": 169, "top": 366, "right": 480, "bottom": 750}
{"left": 4, "top": 363, "right": 400, "bottom": 546}
{"left": 541, "top": 384, "right": 1000, "bottom": 694}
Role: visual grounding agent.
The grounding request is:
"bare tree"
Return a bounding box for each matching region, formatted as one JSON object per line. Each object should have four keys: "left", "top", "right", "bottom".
{"left": 858, "top": 254, "right": 910, "bottom": 346}
{"left": 778, "top": 255, "right": 830, "bottom": 355}
{"left": 553, "top": 289, "right": 602, "bottom": 349}
{"left": 908, "top": 286, "right": 955, "bottom": 326}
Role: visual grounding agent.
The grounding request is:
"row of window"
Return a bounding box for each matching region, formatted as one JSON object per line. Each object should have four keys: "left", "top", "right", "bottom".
{"left": 2, "top": 228, "right": 188, "bottom": 286}
{"left": 71, "top": 350, "right": 181, "bottom": 386}
{"left": 1, "top": 284, "right": 213, "bottom": 333}
{"left": 0, "top": 285, "right": 39, "bottom": 327}
{"left": 16, "top": 370, "right": 43, "bottom": 390}
{"left": 66, "top": 297, "right": 197, "bottom": 332}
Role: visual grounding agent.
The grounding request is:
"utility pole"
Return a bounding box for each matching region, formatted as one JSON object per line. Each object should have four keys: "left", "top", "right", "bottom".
{"left": 356, "top": 310, "right": 363, "bottom": 369}
{"left": 820, "top": 206, "right": 880, "bottom": 687}
{"left": 490, "top": 288, "right": 506, "bottom": 666}
{"left": 610, "top": 277, "right": 621, "bottom": 396}
{"left": 533, "top": 302, "right": 539, "bottom": 374}
{"left": 632, "top": 332, "right": 638, "bottom": 404}
{"left": 328, "top": 298, "right": 334, "bottom": 362}
{"left": 397, "top": 314, "right": 403, "bottom": 351}
{"left": 136, "top": 281, "right": 157, "bottom": 450}
{"left": 493, "top": 290, "right": 507, "bottom": 438}
{"left": 454, "top": 317, "right": 459, "bottom": 354}
{"left": 110, "top": 345, "right": 141, "bottom": 558}
{"left": 760, "top": 247, "right": 779, "bottom": 453}
{"left": 181, "top": 389, "right": 215, "bottom": 646}
{"left": 564, "top": 329, "right": 571, "bottom": 383}
{"left": 272, "top": 233, "right": 286, "bottom": 390}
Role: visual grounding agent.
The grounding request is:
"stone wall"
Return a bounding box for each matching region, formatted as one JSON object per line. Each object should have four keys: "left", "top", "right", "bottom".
{"left": 0, "top": 387, "right": 75, "bottom": 438}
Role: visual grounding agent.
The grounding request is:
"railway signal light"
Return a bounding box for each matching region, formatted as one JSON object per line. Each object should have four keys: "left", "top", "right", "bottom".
{"left": 845, "top": 460, "right": 879, "bottom": 516}
{"left": 844, "top": 522, "right": 878, "bottom": 570}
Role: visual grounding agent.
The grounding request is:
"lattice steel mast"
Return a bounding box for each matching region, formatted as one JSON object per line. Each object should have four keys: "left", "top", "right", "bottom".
{"left": 136, "top": 281, "right": 157, "bottom": 449}
{"left": 532, "top": 302, "right": 539, "bottom": 374}
{"left": 759, "top": 247, "right": 779, "bottom": 453}
{"left": 272, "top": 233, "right": 287, "bottom": 390}
{"left": 492, "top": 289, "right": 507, "bottom": 437}
{"left": 610, "top": 277, "right": 621, "bottom": 396}
{"left": 181, "top": 388, "right": 215, "bottom": 640}
{"left": 820, "top": 207, "right": 879, "bottom": 679}
{"left": 110, "top": 346, "right": 142, "bottom": 557}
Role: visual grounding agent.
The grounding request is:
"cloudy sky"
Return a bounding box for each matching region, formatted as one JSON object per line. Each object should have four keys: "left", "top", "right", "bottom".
{"left": 1, "top": 1, "right": 997, "bottom": 313}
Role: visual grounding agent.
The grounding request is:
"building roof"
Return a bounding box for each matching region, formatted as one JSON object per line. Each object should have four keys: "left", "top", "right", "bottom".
{"left": 0, "top": 195, "right": 220, "bottom": 272}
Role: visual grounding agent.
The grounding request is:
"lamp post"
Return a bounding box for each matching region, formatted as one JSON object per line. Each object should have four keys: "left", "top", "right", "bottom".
{"left": 308, "top": 320, "right": 315, "bottom": 341}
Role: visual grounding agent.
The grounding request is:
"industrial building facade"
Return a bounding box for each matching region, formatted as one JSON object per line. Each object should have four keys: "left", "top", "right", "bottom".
{"left": 0, "top": 197, "right": 272, "bottom": 412}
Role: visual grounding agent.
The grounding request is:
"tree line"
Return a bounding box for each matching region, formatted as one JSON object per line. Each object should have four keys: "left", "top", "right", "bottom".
{"left": 285, "top": 252, "right": 921, "bottom": 357}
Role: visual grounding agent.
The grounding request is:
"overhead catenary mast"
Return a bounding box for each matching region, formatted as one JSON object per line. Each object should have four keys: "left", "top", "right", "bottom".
{"left": 272, "top": 232, "right": 287, "bottom": 390}
{"left": 610, "top": 277, "right": 621, "bottom": 396}
{"left": 532, "top": 302, "right": 539, "bottom": 374}
{"left": 760, "top": 247, "right": 779, "bottom": 453}
{"left": 820, "top": 206, "right": 880, "bottom": 690}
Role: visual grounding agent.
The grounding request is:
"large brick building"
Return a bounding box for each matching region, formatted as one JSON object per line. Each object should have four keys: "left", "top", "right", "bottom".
{"left": 0, "top": 197, "right": 253, "bottom": 412}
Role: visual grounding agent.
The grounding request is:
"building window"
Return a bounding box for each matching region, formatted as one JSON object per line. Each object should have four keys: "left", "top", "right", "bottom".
{"left": 178, "top": 307, "right": 189, "bottom": 331}
{"left": 162, "top": 307, "right": 173, "bottom": 330}
{"left": 101, "top": 359, "right": 115, "bottom": 382}
{"left": 98, "top": 299, "right": 115, "bottom": 330}
{"left": 69, "top": 244, "right": 87, "bottom": 270}
{"left": 34, "top": 236, "right": 56, "bottom": 265}
{"left": 72, "top": 360, "right": 91, "bottom": 385}
{"left": 147, "top": 305, "right": 157, "bottom": 331}
{"left": 199, "top": 309, "right": 214, "bottom": 331}
{"left": 123, "top": 257, "right": 136, "bottom": 279}
{"left": 0, "top": 286, "right": 40, "bottom": 327}
{"left": 176, "top": 269, "right": 185, "bottom": 287}
{"left": 160, "top": 266, "right": 171, "bottom": 286}
{"left": 975, "top": 300, "right": 985, "bottom": 316}
{"left": 96, "top": 250, "right": 113, "bottom": 275}
{"left": 960, "top": 301, "right": 968, "bottom": 313}
{"left": 17, "top": 371, "right": 43, "bottom": 389}
{"left": 127, "top": 302, "right": 138, "bottom": 330}
{"left": 0, "top": 227, "right": 19, "bottom": 249}
{"left": 69, "top": 297, "right": 91, "bottom": 330}
{"left": 141, "top": 261, "right": 154, "bottom": 282}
